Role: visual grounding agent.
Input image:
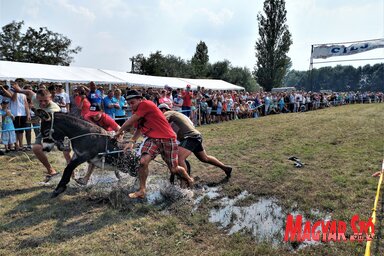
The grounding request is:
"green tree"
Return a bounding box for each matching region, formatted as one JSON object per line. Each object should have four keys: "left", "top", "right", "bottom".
{"left": 209, "top": 60, "right": 231, "bottom": 80}
{"left": 191, "top": 41, "right": 209, "bottom": 78}
{"left": 370, "top": 64, "right": 384, "bottom": 91}
{"left": 227, "top": 67, "right": 259, "bottom": 92}
{"left": 129, "top": 54, "right": 146, "bottom": 74}
{"left": 130, "top": 52, "right": 193, "bottom": 77}
{"left": 0, "top": 21, "right": 81, "bottom": 66}
{"left": 285, "top": 64, "right": 383, "bottom": 92}
{"left": 162, "top": 54, "right": 192, "bottom": 77}
{"left": 254, "top": 0, "right": 292, "bottom": 91}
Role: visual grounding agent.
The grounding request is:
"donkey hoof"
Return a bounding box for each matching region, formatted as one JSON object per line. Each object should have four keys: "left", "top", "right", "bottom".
{"left": 51, "top": 186, "right": 67, "bottom": 198}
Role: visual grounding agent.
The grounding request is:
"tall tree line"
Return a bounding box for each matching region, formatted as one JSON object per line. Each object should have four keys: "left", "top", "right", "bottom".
{"left": 254, "top": 0, "right": 292, "bottom": 92}
{"left": 130, "top": 41, "right": 259, "bottom": 92}
{"left": 283, "top": 64, "right": 384, "bottom": 92}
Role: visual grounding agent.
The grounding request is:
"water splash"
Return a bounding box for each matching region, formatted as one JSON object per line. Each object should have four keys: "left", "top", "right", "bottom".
{"left": 70, "top": 168, "right": 193, "bottom": 205}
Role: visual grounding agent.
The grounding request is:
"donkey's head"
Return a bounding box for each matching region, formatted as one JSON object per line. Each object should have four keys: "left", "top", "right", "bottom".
{"left": 35, "top": 109, "right": 57, "bottom": 152}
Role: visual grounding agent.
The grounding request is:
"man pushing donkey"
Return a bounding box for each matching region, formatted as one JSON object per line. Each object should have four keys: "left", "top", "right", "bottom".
{"left": 42, "top": 90, "right": 193, "bottom": 199}
{"left": 114, "top": 90, "right": 194, "bottom": 199}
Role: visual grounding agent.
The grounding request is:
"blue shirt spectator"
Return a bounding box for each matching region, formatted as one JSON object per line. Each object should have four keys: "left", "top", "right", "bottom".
{"left": 114, "top": 90, "right": 126, "bottom": 117}
{"left": 103, "top": 90, "right": 119, "bottom": 118}
{"left": 87, "top": 82, "right": 103, "bottom": 108}
{"left": 87, "top": 89, "right": 102, "bottom": 107}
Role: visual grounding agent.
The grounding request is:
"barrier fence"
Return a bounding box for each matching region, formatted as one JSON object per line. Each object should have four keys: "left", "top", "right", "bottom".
{"left": 365, "top": 159, "right": 384, "bottom": 256}
{"left": 0, "top": 99, "right": 382, "bottom": 134}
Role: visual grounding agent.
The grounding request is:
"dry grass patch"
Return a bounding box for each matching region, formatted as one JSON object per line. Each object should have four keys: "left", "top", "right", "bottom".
{"left": 0, "top": 103, "right": 383, "bottom": 255}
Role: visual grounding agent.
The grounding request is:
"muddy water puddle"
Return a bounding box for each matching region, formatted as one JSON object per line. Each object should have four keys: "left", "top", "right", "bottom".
{"left": 200, "top": 189, "right": 331, "bottom": 250}
{"left": 67, "top": 169, "right": 329, "bottom": 250}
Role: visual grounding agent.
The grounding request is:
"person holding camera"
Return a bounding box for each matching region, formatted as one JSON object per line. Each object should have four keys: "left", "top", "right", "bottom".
{"left": 74, "top": 86, "right": 92, "bottom": 118}
{"left": 103, "top": 89, "right": 120, "bottom": 118}
{"left": 1, "top": 80, "right": 30, "bottom": 151}
{"left": 114, "top": 89, "right": 128, "bottom": 126}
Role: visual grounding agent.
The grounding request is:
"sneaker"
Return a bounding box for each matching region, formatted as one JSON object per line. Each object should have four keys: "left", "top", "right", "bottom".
{"left": 224, "top": 166, "right": 232, "bottom": 178}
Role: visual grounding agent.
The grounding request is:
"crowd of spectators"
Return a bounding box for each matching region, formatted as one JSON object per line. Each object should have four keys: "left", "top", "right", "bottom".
{"left": 0, "top": 79, "right": 383, "bottom": 154}
{"left": 131, "top": 86, "right": 384, "bottom": 126}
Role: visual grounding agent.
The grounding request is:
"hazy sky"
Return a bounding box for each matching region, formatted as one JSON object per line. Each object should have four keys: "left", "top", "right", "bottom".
{"left": 1, "top": 0, "right": 383, "bottom": 72}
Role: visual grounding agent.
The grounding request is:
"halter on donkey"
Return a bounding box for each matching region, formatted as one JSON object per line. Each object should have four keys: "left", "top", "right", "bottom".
{"left": 35, "top": 109, "right": 139, "bottom": 198}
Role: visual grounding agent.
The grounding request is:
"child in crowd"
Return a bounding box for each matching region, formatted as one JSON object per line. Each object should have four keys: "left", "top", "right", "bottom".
{"left": 1, "top": 100, "right": 16, "bottom": 152}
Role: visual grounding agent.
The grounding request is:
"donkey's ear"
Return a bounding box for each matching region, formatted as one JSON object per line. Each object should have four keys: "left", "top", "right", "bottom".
{"left": 35, "top": 109, "right": 51, "bottom": 121}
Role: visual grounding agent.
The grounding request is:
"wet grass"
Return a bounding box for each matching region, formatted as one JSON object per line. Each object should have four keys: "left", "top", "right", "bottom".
{"left": 0, "top": 103, "right": 383, "bottom": 255}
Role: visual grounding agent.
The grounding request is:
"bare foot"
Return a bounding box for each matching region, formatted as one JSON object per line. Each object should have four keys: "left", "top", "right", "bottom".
{"left": 128, "top": 191, "right": 145, "bottom": 199}
{"left": 187, "top": 177, "right": 194, "bottom": 188}
{"left": 372, "top": 171, "right": 383, "bottom": 177}
{"left": 48, "top": 168, "right": 58, "bottom": 176}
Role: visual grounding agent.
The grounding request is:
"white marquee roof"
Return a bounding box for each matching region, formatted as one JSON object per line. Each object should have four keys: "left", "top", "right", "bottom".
{"left": 0, "top": 60, "right": 245, "bottom": 90}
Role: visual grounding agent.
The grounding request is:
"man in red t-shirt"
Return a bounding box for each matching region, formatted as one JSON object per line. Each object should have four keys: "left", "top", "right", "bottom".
{"left": 115, "top": 90, "right": 194, "bottom": 199}
{"left": 181, "top": 84, "right": 192, "bottom": 117}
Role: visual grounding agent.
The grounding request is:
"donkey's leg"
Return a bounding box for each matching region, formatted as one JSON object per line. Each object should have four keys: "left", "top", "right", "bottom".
{"left": 51, "top": 157, "right": 86, "bottom": 198}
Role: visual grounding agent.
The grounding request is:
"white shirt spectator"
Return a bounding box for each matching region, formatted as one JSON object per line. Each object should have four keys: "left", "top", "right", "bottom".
{"left": 55, "top": 92, "right": 70, "bottom": 113}
{"left": 10, "top": 93, "right": 27, "bottom": 116}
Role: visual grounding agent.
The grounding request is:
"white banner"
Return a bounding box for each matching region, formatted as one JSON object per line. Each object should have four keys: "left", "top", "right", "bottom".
{"left": 311, "top": 39, "right": 384, "bottom": 59}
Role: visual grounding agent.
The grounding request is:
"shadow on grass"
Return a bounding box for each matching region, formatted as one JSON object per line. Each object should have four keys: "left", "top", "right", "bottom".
{"left": 3, "top": 187, "right": 139, "bottom": 250}
{"left": 205, "top": 177, "right": 230, "bottom": 187}
{"left": 0, "top": 186, "right": 43, "bottom": 198}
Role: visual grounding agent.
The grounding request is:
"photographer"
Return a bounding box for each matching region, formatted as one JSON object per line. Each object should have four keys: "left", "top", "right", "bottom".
{"left": 114, "top": 89, "right": 128, "bottom": 126}
{"left": 68, "top": 86, "right": 82, "bottom": 118}
{"left": 74, "top": 86, "right": 91, "bottom": 119}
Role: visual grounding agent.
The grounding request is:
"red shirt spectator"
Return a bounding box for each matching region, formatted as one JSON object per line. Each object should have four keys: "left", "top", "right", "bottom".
{"left": 85, "top": 111, "right": 119, "bottom": 132}
{"left": 75, "top": 95, "right": 91, "bottom": 118}
{"left": 182, "top": 90, "right": 192, "bottom": 107}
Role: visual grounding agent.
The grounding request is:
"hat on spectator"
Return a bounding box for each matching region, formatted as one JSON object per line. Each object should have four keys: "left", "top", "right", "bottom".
{"left": 126, "top": 90, "right": 143, "bottom": 100}
{"left": 1, "top": 99, "right": 9, "bottom": 104}
{"left": 90, "top": 105, "right": 101, "bottom": 112}
{"left": 158, "top": 103, "right": 170, "bottom": 110}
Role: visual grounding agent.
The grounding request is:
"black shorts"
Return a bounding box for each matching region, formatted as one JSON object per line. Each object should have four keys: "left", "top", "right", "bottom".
{"left": 13, "top": 116, "right": 28, "bottom": 134}
{"left": 179, "top": 136, "right": 204, "bottom": 153}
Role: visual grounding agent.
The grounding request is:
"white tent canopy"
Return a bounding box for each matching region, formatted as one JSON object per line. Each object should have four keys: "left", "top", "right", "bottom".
{"left": 0, "top": 60, "right": 124, "bottom": 84}
{"left": 0, "top": 61, "right": 245, "bottom": 90}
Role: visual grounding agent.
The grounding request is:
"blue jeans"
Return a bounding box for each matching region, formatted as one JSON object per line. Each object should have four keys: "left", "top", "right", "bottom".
{"left": 182, "top": 106, "right": 191, "bottom": 118}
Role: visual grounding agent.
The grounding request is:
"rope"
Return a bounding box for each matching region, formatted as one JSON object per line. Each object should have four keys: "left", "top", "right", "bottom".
{"left": 68, "top": 132, "right": 111, "bottom": 141}
{"left": 365, "top": 159, "right": 384, "bottom": 256}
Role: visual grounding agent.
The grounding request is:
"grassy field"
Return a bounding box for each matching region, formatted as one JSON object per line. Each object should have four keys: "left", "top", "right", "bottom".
{"left": 0, "top": 103, "right": 383, "bottom": 255}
